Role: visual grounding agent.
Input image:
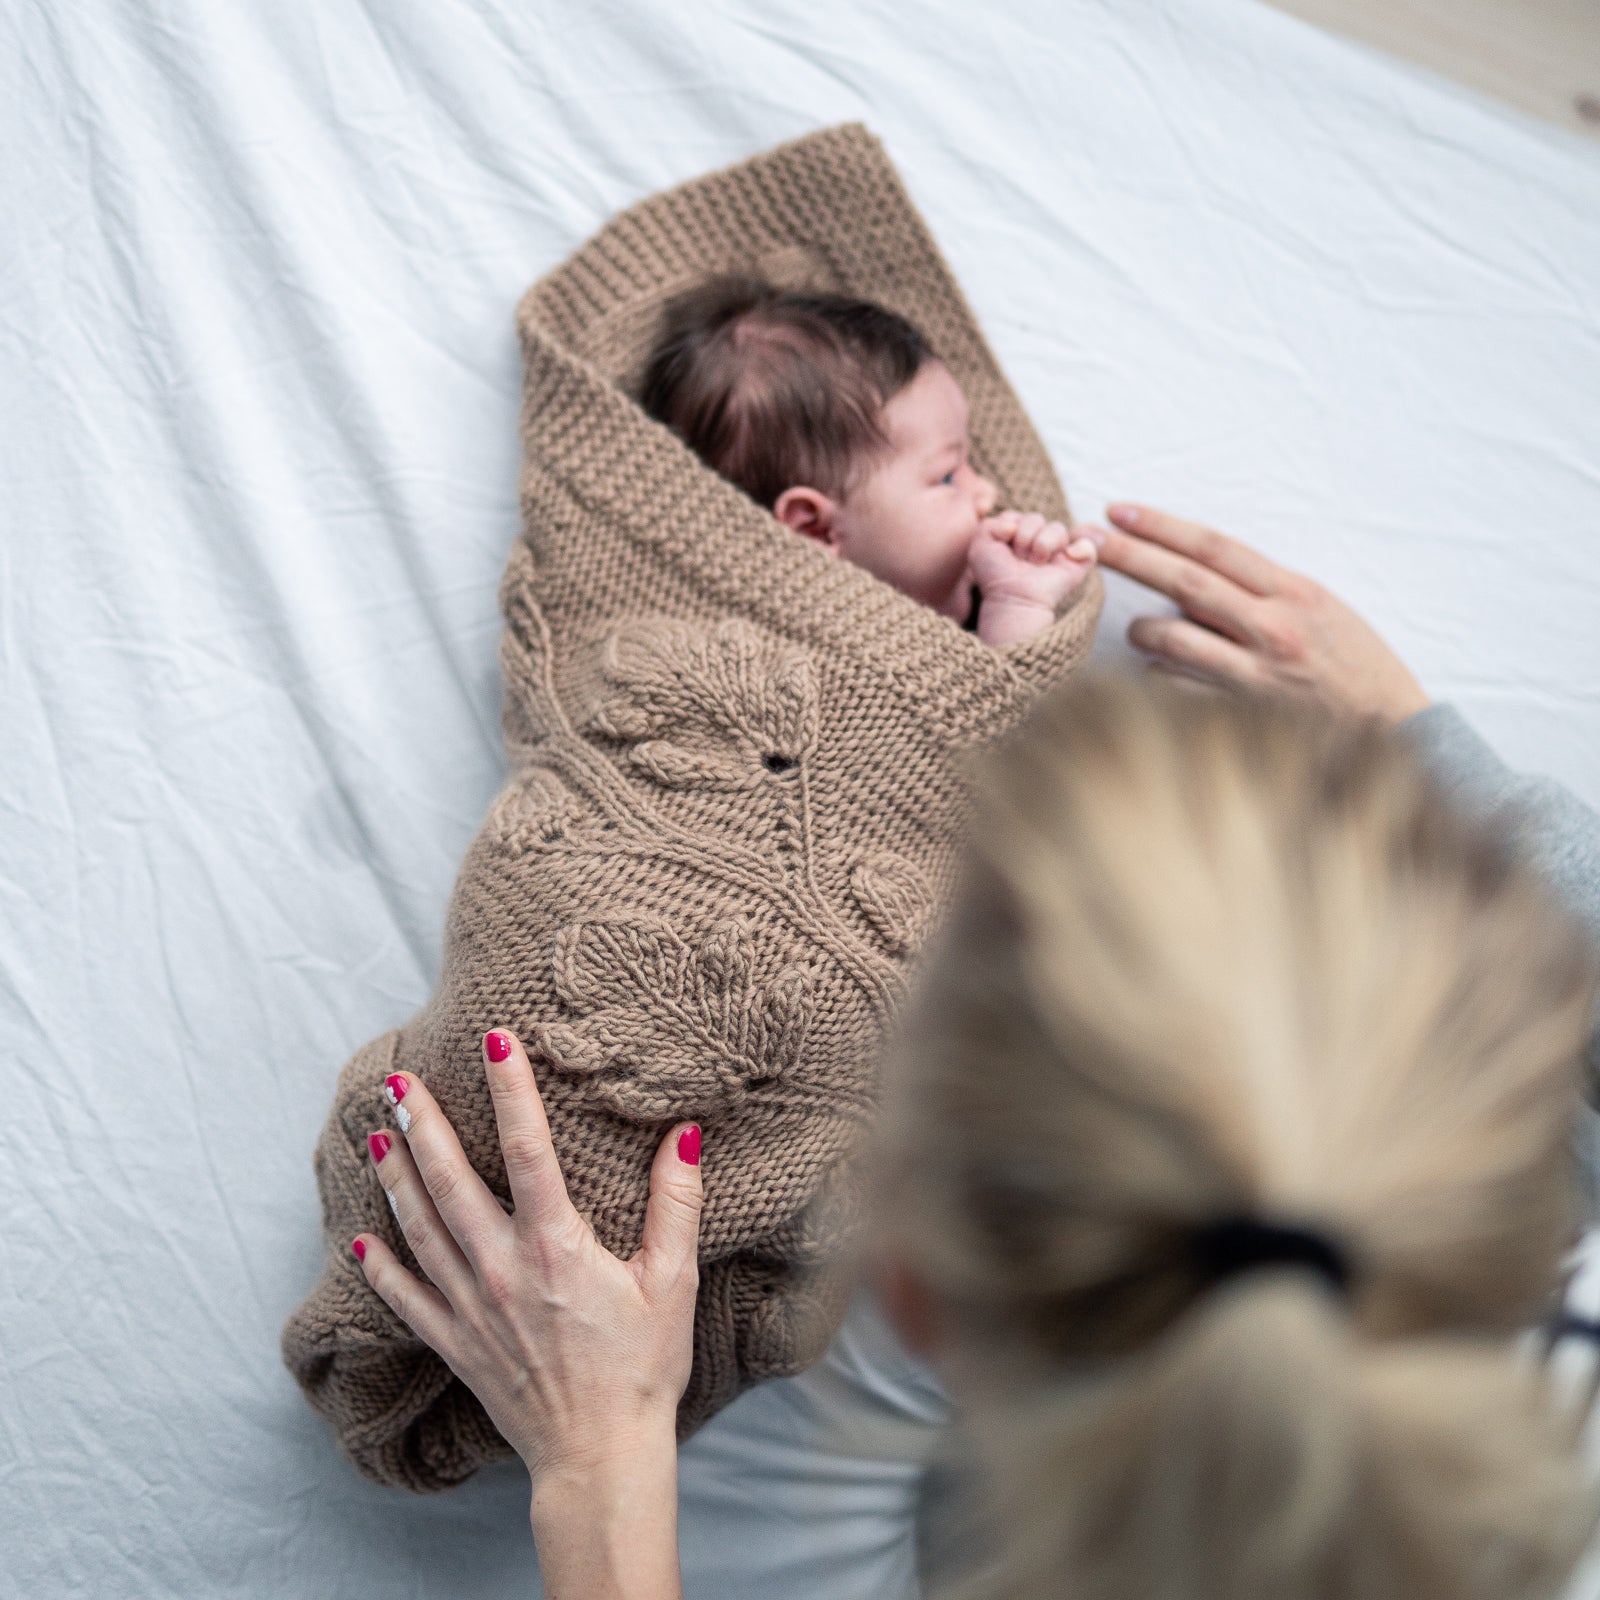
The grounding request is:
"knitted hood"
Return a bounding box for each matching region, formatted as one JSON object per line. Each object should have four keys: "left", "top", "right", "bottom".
{"left": 281, "top": 122, "right": 1102, "bottom": 1492}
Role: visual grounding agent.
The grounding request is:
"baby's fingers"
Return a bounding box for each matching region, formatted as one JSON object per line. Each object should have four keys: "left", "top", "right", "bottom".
{"left": 1028, "top": 521, "right": 1071, "bottom": 563}
{"left": 1011, "top": 513, "right": 1048, "bottom": 556}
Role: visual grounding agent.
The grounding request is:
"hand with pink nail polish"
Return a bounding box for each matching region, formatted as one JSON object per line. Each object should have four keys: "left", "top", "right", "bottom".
{"left": 350, "top": 1028, "right": 701, "bottom": 1597}
{"left": 1086, "top": 502, "right": 1428, "bottom": 724}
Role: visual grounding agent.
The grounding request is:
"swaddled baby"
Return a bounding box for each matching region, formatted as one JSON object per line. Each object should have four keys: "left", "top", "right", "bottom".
{"left": 640, "top": 276, "right": 1097, "bottom": 644}
{"left": 282, "top": 120, "right": 1102, "bottom": 1494}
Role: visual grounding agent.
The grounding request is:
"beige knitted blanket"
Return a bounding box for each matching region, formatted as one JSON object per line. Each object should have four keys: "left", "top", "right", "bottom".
{"left": 280, "top": 122, "right": 1102, "bottom": 1493}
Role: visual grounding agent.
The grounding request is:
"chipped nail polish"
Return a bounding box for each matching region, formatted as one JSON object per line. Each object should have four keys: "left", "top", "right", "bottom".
{"left": 484, "top": 1030, "right": 513, "bottom": 1063}
{"left": 368, "top": 1132, "right": 392, "bottom": 1165}
{"left": 678, "top": 1125, "right": 701, "bottom": 1166}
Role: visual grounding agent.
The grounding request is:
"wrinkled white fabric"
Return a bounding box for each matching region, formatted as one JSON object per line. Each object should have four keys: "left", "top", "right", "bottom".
{"left": 3, "top": 1, "right": 1598, "bottom": 1596}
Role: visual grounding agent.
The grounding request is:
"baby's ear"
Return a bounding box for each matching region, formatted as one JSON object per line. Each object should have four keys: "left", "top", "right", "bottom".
{"left": 773, "top": 486, "right": 841, "bottom": 552}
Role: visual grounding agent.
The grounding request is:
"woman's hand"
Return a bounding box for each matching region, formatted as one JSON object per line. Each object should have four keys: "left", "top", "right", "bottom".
{"left": 1081, "top": 503, "right": 1430, "bottom": 725}
{"left": 351, "top": 1029, "right": 701, "bottom": 1596}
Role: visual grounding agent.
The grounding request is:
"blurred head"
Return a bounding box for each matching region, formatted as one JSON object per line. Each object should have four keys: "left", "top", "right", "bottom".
{"left": 640, "top": 276, "right": 998, "bottom": 620}
{"left": 877, "top": 675, "right": 1600, "bottom": 1600}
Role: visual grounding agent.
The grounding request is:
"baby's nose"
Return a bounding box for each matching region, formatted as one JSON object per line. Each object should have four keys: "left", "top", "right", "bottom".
{"left": 974, "top": 474, "right": 998, "bottom": 516}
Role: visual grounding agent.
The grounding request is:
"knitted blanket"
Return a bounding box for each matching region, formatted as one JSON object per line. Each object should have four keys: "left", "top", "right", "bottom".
{"left": 280, "top": 122, "right": 1102, "bottom": 1493}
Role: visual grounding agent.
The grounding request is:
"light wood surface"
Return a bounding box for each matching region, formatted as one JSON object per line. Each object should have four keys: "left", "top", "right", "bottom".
{"left": 1256, "top": 0, "right": 1600, "bottom": 140}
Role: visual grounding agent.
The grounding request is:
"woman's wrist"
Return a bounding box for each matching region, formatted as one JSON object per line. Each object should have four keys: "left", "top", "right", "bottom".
{"left": 528, "top": 1423, "right": 683, "bottom": 1600}
{"left": 1375, "top": 672, "right": 1430, "bottom": 727}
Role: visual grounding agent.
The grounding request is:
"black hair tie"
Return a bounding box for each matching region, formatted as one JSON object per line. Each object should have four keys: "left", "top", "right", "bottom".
{"left": 1191, "top": 1215, "right": 1353, "bottom": 1298}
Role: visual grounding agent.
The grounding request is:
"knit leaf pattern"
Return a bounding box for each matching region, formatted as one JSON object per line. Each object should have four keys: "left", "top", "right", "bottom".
{"left": 849, "top": 852, "right": 937, "bottom": 956}
{"left": 584, "top": 617, "right": 820, "bottom": 790}
{"left": 281, "top": 120, "right": 1102, "bottom": 1492}
{"left": 529, "top": 915, "right": 814, "bottom": 1120}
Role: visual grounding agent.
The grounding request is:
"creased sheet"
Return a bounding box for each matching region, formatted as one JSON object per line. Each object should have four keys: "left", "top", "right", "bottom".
{"left": 3, "top": 1, "right": 1597, "bottom": 1595}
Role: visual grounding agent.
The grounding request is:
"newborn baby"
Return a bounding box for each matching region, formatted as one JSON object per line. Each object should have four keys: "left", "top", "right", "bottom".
{"left": 639, "top": 277, "right": 1097, "bottom": 647}
{"left": 283, "top": 124, "right": 1106, "bottom": 1491}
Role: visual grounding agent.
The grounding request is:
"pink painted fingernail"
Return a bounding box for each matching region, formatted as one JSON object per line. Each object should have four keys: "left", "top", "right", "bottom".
{"left": 484, "top": 1030, "right": 513, "bottom": 1063}
{"left": 678, "top": 1125, "right": 702, "bottom": 1166}
{"left": 351, "top": 1238, "right": 367, "bottom": 1262}
{"left": 383, "top": 1074, "right": 408, "bottom": 1103}
{"left": 368, "top": 1132, "right": 392, "bottom": 1165}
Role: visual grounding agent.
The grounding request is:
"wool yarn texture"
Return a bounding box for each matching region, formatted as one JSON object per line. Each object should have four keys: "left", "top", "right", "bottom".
{"left": 280, "top": 122, "right": 1103, "bottom": 1493}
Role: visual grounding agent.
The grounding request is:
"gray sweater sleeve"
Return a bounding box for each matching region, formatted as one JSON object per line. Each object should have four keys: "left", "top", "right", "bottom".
{"left": 1401, "top": 702, "right": 1600, "bottom": 1096}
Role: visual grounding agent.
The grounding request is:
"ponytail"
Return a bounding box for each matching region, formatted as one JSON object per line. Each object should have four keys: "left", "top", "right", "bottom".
{"left": 882, "top": 676, "right": 1600, "bottom": 1598}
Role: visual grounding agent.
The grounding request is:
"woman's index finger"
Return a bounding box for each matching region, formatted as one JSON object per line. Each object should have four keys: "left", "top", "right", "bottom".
{"left": 1088, "top": 522, "right": 1257, "bottom": 644}
{"left": 481, "top": 1028, "right": 574, "bottom": 1221}
{"left": 1106, "top": 504, "right": 1285, "bottom": 597}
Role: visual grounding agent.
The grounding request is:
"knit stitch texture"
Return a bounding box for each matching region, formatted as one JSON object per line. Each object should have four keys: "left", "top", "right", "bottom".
{"left": 280, "top": 122, "right": 1102, "bottom": 1492}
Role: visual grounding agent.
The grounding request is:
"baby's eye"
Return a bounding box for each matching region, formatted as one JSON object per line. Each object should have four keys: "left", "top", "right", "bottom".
{"left": 940, "top": 468, "right": 958, "bottom": 486}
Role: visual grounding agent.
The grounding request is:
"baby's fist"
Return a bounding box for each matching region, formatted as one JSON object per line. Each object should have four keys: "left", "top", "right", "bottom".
{"left": 970, "top": 511, "right": 1097, "bottom": 646}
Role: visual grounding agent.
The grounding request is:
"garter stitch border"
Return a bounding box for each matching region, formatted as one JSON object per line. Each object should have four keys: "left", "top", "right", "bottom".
{"left": 280, "top": 122, "right": 1103, "bottom": 1492}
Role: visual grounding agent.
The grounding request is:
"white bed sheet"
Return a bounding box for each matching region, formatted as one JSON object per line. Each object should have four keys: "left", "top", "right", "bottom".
{"left": 4, "top": 1, "right": 1598, "bottom": 1596}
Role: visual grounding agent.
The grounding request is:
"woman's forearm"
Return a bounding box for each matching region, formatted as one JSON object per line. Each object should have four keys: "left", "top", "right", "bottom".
{"left": 1399, "top": 703, "right": 1600, "bottom": 1094}
{"left": 529, "top": 1435, "right": 684, "bottom": 1600}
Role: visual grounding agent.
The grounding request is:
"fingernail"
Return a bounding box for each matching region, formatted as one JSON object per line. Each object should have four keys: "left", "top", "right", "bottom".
{"left": 381, "top": 1076, "right": 413, "bottom": 1132}
{"left": 677, "top": 1125, "right": 702, "bottom": 1166}
{"left": 368, "top": 1132, "right": 392, "bottom": 1165}
{"left": 1077, "top": 525, "right": 1107, "bottom": 549}
{"left": 351, "top": 1238, "right": 367, "bottom": 1262}
{"left": 484, "top": 1030, "right": 513, "bottom": 1063}
{"left": 1108, "top": 503, "right": 1139, "bottom": 526}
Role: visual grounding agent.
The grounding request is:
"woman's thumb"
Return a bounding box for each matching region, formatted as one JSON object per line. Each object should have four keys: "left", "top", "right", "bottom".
{"left": 640, "top": 1123, "right": 704, "bottom": 1281}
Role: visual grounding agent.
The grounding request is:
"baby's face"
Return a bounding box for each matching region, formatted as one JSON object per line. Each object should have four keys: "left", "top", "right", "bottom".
{"left": 831, "top": 360, "right": 998, "bottom": 621}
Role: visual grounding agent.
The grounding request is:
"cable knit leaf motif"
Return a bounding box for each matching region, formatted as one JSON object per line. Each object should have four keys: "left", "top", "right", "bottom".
{"left": 582, "top": 617, "right": 820, "bottom": 790}
{"left": 529, "top": 913, "right": 816, "bottom": 1121}
{"left": 487, "top": 765, "right": 589, "bottom": 854}
{"left": 848, "top": 852, "right": 936, "bottom": 957}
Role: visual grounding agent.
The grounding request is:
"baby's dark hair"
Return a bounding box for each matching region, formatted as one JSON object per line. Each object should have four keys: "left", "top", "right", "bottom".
{"left": 638, "top": 275, "right": 933, "bottom": 509}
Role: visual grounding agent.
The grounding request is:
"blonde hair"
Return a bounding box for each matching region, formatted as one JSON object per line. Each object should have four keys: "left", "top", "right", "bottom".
{"left": 879, "top": 675, "right": 1600, "bottom": 1600}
